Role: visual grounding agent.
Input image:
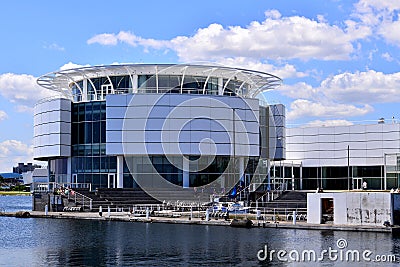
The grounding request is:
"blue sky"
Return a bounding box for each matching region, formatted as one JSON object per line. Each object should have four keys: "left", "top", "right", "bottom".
{"left": 0, "top": 0, "right": 399, "bottom": 172}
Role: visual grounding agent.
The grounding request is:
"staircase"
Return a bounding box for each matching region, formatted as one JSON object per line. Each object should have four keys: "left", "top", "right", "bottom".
{"left": 252, "top": 191, "right": 308, "bottom": 209}
{"left": 70, "top": 187, "right": 212, "bottom": 212}
{"left": 69, "top": 188, "right": 159, "bottom": 211}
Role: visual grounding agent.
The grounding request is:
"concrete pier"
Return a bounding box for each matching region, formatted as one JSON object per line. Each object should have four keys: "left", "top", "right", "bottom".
{"left": 1, "top": 210, "right": 398, "bottom": 233}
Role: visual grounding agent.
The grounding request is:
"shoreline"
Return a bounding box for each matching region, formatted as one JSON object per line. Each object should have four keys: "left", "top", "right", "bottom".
{"left": 1, "top": 210, "right": 397, "bottom": 234}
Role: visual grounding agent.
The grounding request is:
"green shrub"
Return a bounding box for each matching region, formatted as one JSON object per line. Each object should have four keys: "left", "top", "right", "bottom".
{"left": 11, "top": 184, "right": 27, "bottom": 191}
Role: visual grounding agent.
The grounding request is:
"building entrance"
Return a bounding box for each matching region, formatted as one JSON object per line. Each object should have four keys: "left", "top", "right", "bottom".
{"left": 108, "top": 174, "right": 116, "bottom": 188}
{"left": 353, "top": 178, "right": 362, "bottom": 190}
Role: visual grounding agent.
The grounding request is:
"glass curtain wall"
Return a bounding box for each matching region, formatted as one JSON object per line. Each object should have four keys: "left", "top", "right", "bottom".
{"left": 272, "top": 165, "right": 385, "bottom": 190}
{"left": 138, "top": 75, "right": 220, "bottom": 95}
{"left": 71, "top": 101, "right": 116, "bottom": 189}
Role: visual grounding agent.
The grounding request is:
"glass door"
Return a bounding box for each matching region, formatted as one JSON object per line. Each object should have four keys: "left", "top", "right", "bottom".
{"left": 108, "top": 174, "right": 116, "bottom": 188}
{"left": 101, "top": 84, "right": 113, "bottom": 100}
{"left": 353, "top": 178, "right": 362, "bottom": 190}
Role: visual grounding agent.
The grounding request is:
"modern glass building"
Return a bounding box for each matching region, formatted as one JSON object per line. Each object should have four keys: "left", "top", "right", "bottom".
{"left": 34, "top": 64, "right": 285, "bottom": 201}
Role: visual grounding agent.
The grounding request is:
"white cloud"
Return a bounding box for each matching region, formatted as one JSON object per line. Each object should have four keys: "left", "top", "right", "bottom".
{"left": 43, "top": 43, "right": 65, "bottom": 51}
{"left": 280, "top": 69, "right": 400, "bottom": 121}
{"left": 278, "top": 82, "right": 318, "bottom": 99}
{"left": 0, "top": 62, "right": 91, "bottom": 113}
{"left": 321, "top": 70, "right": 400, "bottom": 104}
{"left": 378, "top": 19, "right": 400, "bottom": 45}
{"left": 59, "top": 62, "right": 91, "bottom": 71}
{"left": 0, "top": 140, "right": 34, "bottom": 173}
{"left": 352, "top": 0, "right": 400, "bottom": 45}
{"left": 304, "top": 119, "right": 354, "bottom": 127}
{"left": 0, "top": 73, "right": 56, "bottom": 112}
{"left": 214, "top": 57, "right": 307, "bottom": 79}
{"left": 87, "top": 33, "right": 119, "bottom": 46}
{"left": 352, "top": 0, "right": 399, "bottom": 25}
{"left": 170, "top": 14, "right": 363, "bottom": 61}
{"left": 0, "top": 110, "right": 7, "bottom": 121}
{"left": 281, "top": 70, "right": 400, "bottom": 105}
{"left": 87, "top": 9, "right": 368, "bottom": 61}
{"left": 381, "top": 52, "right": 393, "bottom": 62}
{"left": 287, "top": 99, "right": 373, "bottom": 120}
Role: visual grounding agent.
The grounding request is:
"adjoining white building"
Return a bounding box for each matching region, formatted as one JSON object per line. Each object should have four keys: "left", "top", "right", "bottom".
{"left": 33, "top": 64, "right": 285, "bottom": 202}
{"left": 276, "top": 123, "right": 400, "bottom": 191}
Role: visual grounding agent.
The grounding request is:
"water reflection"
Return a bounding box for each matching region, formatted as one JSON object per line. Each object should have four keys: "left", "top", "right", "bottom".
{"left": 0, "top": 218, "right": 399, "bottom": 266}
{"left": 0, "top": 195, "right": 31, "bottom": 212}
{"left": 0, "top": 195, "right": 399, "bottom": 266}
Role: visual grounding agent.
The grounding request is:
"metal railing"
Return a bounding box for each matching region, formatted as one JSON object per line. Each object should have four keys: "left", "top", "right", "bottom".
{"left": 67, "top": 190, "right": 93, "bottom": 211}
{"left": 54, "top": 183, "right": 93, "bottom": 211}
{"left": 255, "top": 207, "right": 308, "bottom": 222}
{"left": 55, "top": 182, "right": 92, "bottom": 191}
{"left": 254, "top": 182, "right": 287, "bottom": 202}
{"left": 31, "top": 182, "right": 93, "bottom": 211}
{"left": 32, "top": 182, "right": 91, "bottom": 193}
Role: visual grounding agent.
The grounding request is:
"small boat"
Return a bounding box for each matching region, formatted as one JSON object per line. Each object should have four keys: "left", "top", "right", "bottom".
{"left": 227, "top": 202, "right": 249, "bottom": 214}
{"left": 230, "top": 218, "right": 253, "bottom": 228}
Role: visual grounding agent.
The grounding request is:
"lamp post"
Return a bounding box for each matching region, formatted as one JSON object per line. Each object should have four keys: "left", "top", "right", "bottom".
{"left": 347, "top": 145, "right": 350, "bottom": 191}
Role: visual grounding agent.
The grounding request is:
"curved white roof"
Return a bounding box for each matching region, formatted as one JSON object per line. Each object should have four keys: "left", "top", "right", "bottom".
{"left": 37, "top": 64, "right": 282, "bottom": 100}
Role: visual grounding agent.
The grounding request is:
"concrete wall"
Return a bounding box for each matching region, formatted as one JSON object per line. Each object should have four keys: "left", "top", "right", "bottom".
{"left": 307, "top": 192, "right": 392, "bottom": 226}
{"left": 307, "top": 193, "right": 322, "bottom": 224}
{"left": 32, "top": 193, "right": 50, "bottom": 211}
{"left": 346, "top": 192, "right": 392, "bottom": 225}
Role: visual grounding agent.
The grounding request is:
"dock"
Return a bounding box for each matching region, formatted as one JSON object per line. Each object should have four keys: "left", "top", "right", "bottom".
{"left": 1, "top": 210, "right": 398, "bottom": 233}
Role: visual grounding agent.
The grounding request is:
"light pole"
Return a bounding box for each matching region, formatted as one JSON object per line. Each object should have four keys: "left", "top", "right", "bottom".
{"left": 347, "top": 145, "right": 350, "bottom": 191}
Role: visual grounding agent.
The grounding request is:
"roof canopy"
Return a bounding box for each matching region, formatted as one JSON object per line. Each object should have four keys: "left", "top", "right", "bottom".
{"left": 37, "top": 64, "right": 282, "bottom": 100}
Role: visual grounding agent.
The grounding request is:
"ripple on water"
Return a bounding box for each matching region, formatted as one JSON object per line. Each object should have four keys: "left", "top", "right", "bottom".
{"left": 0, "top": 196, "right": 399, "bottom": 266}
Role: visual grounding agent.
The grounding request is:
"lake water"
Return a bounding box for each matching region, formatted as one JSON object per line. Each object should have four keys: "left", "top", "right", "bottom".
{"left": 0, "top": 196, "right": 399, "bottom": 266}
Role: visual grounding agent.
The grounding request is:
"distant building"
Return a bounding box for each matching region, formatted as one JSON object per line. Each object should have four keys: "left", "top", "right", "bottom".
{"left": 13, "top": 162, "right": 42, "bottom": 174}
{"left": 22, "top": 168, "right": 48, "bottom": 185}
{"left": 0, "top": 173, "right": 24, "bottom": 184}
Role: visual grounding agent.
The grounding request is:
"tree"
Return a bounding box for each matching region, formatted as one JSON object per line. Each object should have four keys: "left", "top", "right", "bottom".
{"left": 0, "top": 175, "right": 3, "bottom": 183}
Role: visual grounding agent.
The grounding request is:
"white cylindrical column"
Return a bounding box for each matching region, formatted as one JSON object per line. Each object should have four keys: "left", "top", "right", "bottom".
{"left": 293, "top": 211, "right": 297, "bottom": 225}
{"left": 183, "top": 157, "right": 189, "bottom": 188}
{"left": 218, "top": 77, "right": 224, "bottom": 95}
{"left": 117, "top": 155, "right": 124, "bottom": 188}
{"left": 256, "top": 209, "right": 261, "bottom": 220}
